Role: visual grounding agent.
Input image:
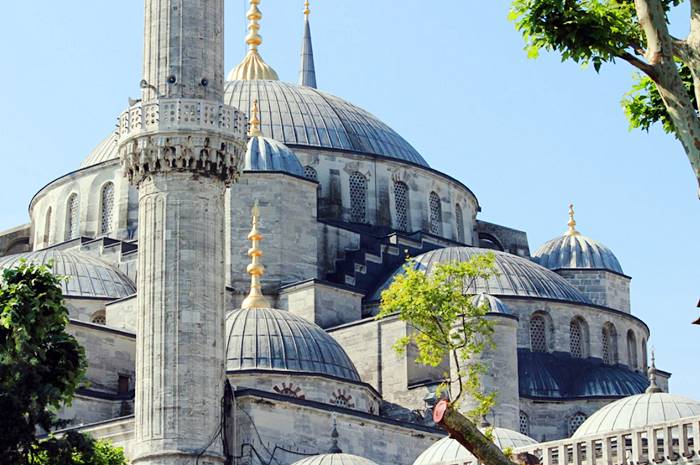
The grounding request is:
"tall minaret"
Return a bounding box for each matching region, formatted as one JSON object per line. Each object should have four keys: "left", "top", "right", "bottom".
{"left": 299, "top": 0, "right": 317, "bottom": 88}
{"left": 118, "top": 1, "right": 246, "bottom": 464}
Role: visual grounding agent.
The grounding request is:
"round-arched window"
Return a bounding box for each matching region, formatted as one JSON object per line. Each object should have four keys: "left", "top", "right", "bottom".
{"left": 349, "top": 172, "right": 368, "bottom": 223}
{"left": 394, "top": 181, "right": 410, "bottom": 231}
{"left": 429, "top": 191, "right": 442, "bottom": 235}
{"left": 530, "top": 315, "right": 547, "bottom": 353}
{"left": 100, "top": 182, "right": 115, "bottom": 235}
{"left": 65, "top": 194, "right": 80, "bottom": 241}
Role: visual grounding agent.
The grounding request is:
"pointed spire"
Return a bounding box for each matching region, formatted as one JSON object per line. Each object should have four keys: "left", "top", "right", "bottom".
{"left": 645, "top": 349, "right": 663, "bottom": 394}
{"left": 241, "top": 201, "right": 271, "bottom": 310}
{"left": 329, "top": 415, "right": 343, "bottom": 454}
{"left": 565, "top": 203, "right": 580, "bottom": 236}
{"left": 249, "top": 100, "right": 262, "bottom": 137}
{"left": 229, "top": 0, "right": 279, "bottom": 81}
{"left": 298, "top": 0, "right": 318, "bottom": 88}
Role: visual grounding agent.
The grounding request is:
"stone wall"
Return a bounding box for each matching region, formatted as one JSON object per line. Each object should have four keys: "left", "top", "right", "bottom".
{"left": 519, "top": 397, "right": 618, "bottom": 442}
{"left": 476, "top": 220, "right": 530, "bottom": 256}
{"left": 0, "top": 224, "right": 31, "bottom": 256}
{"left": 279, "top": 280, "right": 363, "bottom": 328}
{"left": 557, "top": 269, "right": 631, "bottom": 313}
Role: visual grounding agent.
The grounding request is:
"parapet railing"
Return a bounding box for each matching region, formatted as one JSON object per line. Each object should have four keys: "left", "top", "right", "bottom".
{"left": 514, "top": 416, "right": 700, "bottom": 465}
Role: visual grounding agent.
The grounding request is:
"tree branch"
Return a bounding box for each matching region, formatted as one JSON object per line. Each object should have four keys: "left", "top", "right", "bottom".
{"left": 620, "top": 51, "right": 658, "bottom": 78}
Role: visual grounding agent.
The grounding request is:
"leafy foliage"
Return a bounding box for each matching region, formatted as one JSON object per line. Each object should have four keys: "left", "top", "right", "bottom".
{"left": 377, "top": 253, "right": 499, "bottom": 420}
{"left": 29, "top": 432, "right": 127, "bottom": 465}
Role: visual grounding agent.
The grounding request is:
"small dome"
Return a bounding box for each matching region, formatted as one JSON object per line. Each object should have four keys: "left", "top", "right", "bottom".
{"left": 292, "top": 454, "right": 379, "bottom": 465}
{"left": 532, "top": 205, "right": 623, "bottom": 274}
{"left": 373, "top": 247, "right": 590, "bottom": 305}
{"left": 244, "top": 135, "right": 305, "bottom": 176}
{"left": 225, "top": 307, "right": 361, "bottom": 382}
{"left": 0, "top": 249, "right": 135, "bottom": 299}
{"left": 80, "top": 134, "right": 118, "bottom": 169}
{"left": 472, "top": 293, "right": 512, "bottom": 315}
{"left": 413, "top": 428, "right": 537, "bottom": 465}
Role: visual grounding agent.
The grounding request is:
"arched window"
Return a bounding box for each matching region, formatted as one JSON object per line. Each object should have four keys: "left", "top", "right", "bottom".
{"left": 568, "top": 412, "right": 587, "bottom": 436}
{"left": 349, "top": 172, "right": 367, "bottom": 223}
{"left": 65, "top": 193, "right": 80, "bottom": 241}
{"left": 602, "top": 323, "right": 618, "bottom": 365}
{"left": 519, "top": 411, "right": 530, "bottom": 436}
{"left": 100, "top": 182, "right": 115, "bottom": 235}
{"left": 569, "top": 317, "right": 588, "bottom": 359}
{"left": 429, "top": 191, "right": 442, "bottom": 235}
{"left": 530, "top": 315, "right": 547, "bottom": 353}
{"left": 642, "top": 338, "right": 648, "bottom": 368}
{"left": 455, "top": 203, "right": 465, "bottom": 242}
{"left": 91, "top": 310, "right": 106, "bottom": 326}
{"left": 304, "top": 166, "right": 318, "bottom": 181}
{"left": 394, "top": 181, "right": 410, "bottom": 231}
{"left": 627, "top": 330, "right": 638, "bottom": 369}
{"left": 43, "top": 207, "right": 52, "bottom": 246}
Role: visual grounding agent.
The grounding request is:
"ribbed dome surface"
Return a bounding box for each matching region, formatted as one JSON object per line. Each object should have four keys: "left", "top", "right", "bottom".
{"left": 413, "top": 428, "right": 537, "bottom": 465}
{"left": 472, "top": 293, "right": 512, "bottom": 315}
{"left": 292, "top": 454, "right": 379, "bottom": 465}
{"left": 572, "top": 393, "right": 700, "bottom": 438}
{"left": 80, "top": 134, "right": 118, "bottom": 168}
{"left": 533, "top": 233, "right": 623, "bottom": 274}
{"left": 225, "top": 80, "right": 429, "bottom": 167}
{"left": 244, "top": 135, "right": 305, "bottom": 176}
{"left": 373, "top": 247, "right": 590, "bottom": 304}
{"left": 225, "top": 307, "right": 361, "bottom": 382}
{"left": 0, "top": 249, "right": 135, "bottom": 299}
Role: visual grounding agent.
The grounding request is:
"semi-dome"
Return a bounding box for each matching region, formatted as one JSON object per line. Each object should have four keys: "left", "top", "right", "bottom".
{"left": 225, "top": 307, "right": 361, "bottom": 382}
{"left": 244, "top": 134, "right": 305, "bottom": 176}
{"left": 292, "top": 454, "right": 379, "bottom": 465}
{"left": 0, "top": 249, "right": 135, "bottom": 299}
{"left": 372, "top": 247, "right": 591, "bottom": 305}
{"left": 80, "top": 134, "right": 118, "bottom": 169}
{"left": 225, "top": 80, "right": 429, "bottom": 167}
{"left": 413, "top": 428, "right": 537, "bottom": 465}
{"left": 472, "top": 293, "right": 512, "bottom": 315}
{"left": 533, "top": 205, "right": 623, "bottom": 274}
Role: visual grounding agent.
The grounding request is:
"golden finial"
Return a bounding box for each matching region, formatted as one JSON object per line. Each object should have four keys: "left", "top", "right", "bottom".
{"left": 645, "top": 348, "right": 662, "bottom": 394}
{"left": 304, "top": 0, "right": 311, "bottom": 17}
{"left": 249, "top": 100, "right": 262, "bottom": 137}
{"left": 565, "top": 203, "right": 579, "bottom": 236}
{"left": 241, "top": 200, "right": 271, "bottom": 310}
{"left": 228, "top": 0, "right": 280, "bottom": 81}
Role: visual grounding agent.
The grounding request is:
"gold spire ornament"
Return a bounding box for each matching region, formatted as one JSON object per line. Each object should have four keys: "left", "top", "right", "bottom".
{"left": 565, "top": 203, "right": 580, "bottom": 236}
{"left": 228, "top": 0, "right": 280, "bottom": 81}
{"left": 304, "top": 0, "right": 311, "bottom": 17}
{"left": 241, "top": 201, "right": 271, "bottom": 309}
{"left": 249, "top": 99, "right": 262, "bottom": 137}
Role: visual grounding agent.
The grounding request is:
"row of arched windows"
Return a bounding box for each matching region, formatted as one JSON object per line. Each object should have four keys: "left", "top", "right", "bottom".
{"left": 528, "top": 313, "right": 647, "bottom": 369}
{"left": 42, "top": 183, "right": 115, "bottom": 246}
{"left": 519, "top": 410, "right": 589, "bottom": 438}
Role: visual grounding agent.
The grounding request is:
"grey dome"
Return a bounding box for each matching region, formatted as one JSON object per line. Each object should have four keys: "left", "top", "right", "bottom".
{"left": 244, "top": 135, "right": 305, "bottom": 176}
{"left": 0, "top": 249, "right": 135, "bottom": 299}
{"left": 413, "top": 428, "right": 537, "bottom": 465}
{"left": 472, "top": 293, "right": 512, "bottom": 315}
{"left": 292, "top": 454, "right": 379, "bottom": 465}
{"left": 80, "top": 134, "right": 118, "bottom": 169}
{"left": 225, "top": 80, "right": 429, "bottom": 167}
{"left": 373, "top": 247, "right": 591, "bottom": 304}
{"left": 225, "top": 307, "right": 361, "bottom": 382}
{"left": 572, "top": 392, "right": 700, "bottom": 438}
{"left": 533, "top": 233, "right": 623, "bottom": 275}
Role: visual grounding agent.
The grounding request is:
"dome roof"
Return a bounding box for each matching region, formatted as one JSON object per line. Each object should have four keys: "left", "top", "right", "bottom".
{"left": 572, "top": 392, "right": 700, "bottom": 438}
{"left": 0, "top": 249, "right": 135, "bottom": 299}
{"left": 80, "top": 134, "right": 118, "bottom": 169}
{"left": 225, "top": 307, "right": 361, "bottom": 382}
{"left": 532, "top": 205, "right": 623, "bottom": 274}
{"left": 225, "top": 80, "right": 429, "bottom": 167}
{"left": 413, "top": 428, "right": 537, "bottom": 465}
{"left": 472, "top": 293, "right": 512, "bottom": 315}
{"left": 372, "top": 247, "right": 591, "bottom": 304}
{"left": 244, "top": 135, "right": 305, "bottom": 176}
{"left": 292, "top": 454, "right": 379, "bottom": 465}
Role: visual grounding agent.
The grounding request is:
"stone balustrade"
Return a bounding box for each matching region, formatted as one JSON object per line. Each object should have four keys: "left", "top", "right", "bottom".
{"left": 514, "top": 416, "right": 700, "bottom": 465}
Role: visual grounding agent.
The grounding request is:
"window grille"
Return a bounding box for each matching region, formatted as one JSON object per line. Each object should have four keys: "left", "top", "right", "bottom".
{"left": 394, "top": 181, "right": 410, "bottom": 231}
{"left": 569, "top": 413, "right": 587, "bottom": 436}
{"left": 627, "top": 330, "right": 638, "bottom": 368}
{"left": 91, "top": 312, "right": 106, "bottom": 326}
{"left": 349, "top": 172, "right": 367, "bottom": 223}
{"left": 519, "top": 411, "right": 530, "bottom": 436}
{"left": 304, "top": 166, "right": 318, "bottom": 181}
{"left": 429, "top": 192, "right": 442, "bottom": 235}
{"left": 602, "top": 324, "right": 617, "bottom": 365}
{"left": 530, "top": 315, "right": 547, "bottom": 353}
{"left": 100, "top": 183, "right": 115, "bottom": 235}
{"left": 570, "top": 319, "right": 584, "bottom": 358}
{"left": 65, "top": 194, "right": 80, "bottom": 241}
{"left": 455, "top": 203, "right": 465, "bottom": 242}
{"left": 43, "top": 208, "right": 52, "bottom": 245}
{"left": 642, "top": 338, "right": 648, "bottom": 368}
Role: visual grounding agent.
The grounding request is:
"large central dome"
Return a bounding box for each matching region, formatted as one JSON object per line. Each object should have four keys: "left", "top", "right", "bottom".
{"left": 225, "top": 80, "right": 429, "bottom": 167}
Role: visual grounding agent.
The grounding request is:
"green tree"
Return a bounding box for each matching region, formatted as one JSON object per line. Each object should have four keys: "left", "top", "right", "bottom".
{"left": 509, "top": 0, "right": 700, "bottom": 198}
{"left": 0, "top": 261, "right": 127, "bottom": 465}
{"left": 377, "top": 253, "right": 518, "bottom": 465}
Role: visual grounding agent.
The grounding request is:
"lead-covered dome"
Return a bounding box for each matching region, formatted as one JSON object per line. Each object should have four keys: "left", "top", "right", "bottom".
{"left": 244, "top": 133, "right": 305, "bottom": 176}
{"left": 225, "top": 307, "right": 361, "bottom": 382}
{"left": 373, "top": 247, "right": 591, "bottom": 304}
{"left": 0, "top": 249, "right": 135, "bottom": 299}
{"left": 533, "top": 205, "right": 623, "bottom": 274}
{"left": 225, "top": 80, "right": 429, "bottom": 167}
{"left": 413, "top": 428, "right": 537, "bottom": 465}
{"left": 80, "top": 134, "right": 118, "bottom": 169}
{"left": 292, "top": 454, "right": 379, "bottom": 465}
{"left": 472, "top": 293, "right": 512, "bottom": 315}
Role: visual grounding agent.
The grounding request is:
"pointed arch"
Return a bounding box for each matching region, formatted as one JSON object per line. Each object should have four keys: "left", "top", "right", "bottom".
{"left": 43, "top": 207, "right": 52, "bottom": 246}
{"left": 349, "top": 171, "right": 367, "bottom": 223}
{"left": 627, "top": 330, "right": 638, "bottom": 369}
{"left": 394, "top": 181, "right": 410, "bottom": 231}
{"left": 65, "top": 193, "right": 80, "bottom": 241}
{"left": 455, "top": 203, "right": 465, "bottom": 242}
{"left": 429, "top": 191, "right": 442, "bottom": 235}
{"left": 100, "top": 182, "right": 115, "bottom": 235}
{"left": 602, "top": 322, "right": 618, "bottom": 365}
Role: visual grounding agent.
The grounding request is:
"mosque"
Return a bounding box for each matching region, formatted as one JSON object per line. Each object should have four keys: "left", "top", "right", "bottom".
{"left": 1, "top": 1, "right": 699, "bottom": 465}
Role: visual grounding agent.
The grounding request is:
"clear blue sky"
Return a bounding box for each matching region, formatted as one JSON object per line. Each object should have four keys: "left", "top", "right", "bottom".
{"left": 0, "top": 2, "right": 697, "bottom": 397}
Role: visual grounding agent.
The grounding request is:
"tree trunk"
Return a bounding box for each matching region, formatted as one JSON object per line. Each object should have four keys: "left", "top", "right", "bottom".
{"left": 433, "top": 400, "right": 517, "bottom": 465}
{"left": 635, "top": 0, "right": 700, "bottom": 196}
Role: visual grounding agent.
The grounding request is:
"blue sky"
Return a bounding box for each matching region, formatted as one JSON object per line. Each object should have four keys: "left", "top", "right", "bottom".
{"left": 0, "top": 2, "right": 697, "bottom": 397}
